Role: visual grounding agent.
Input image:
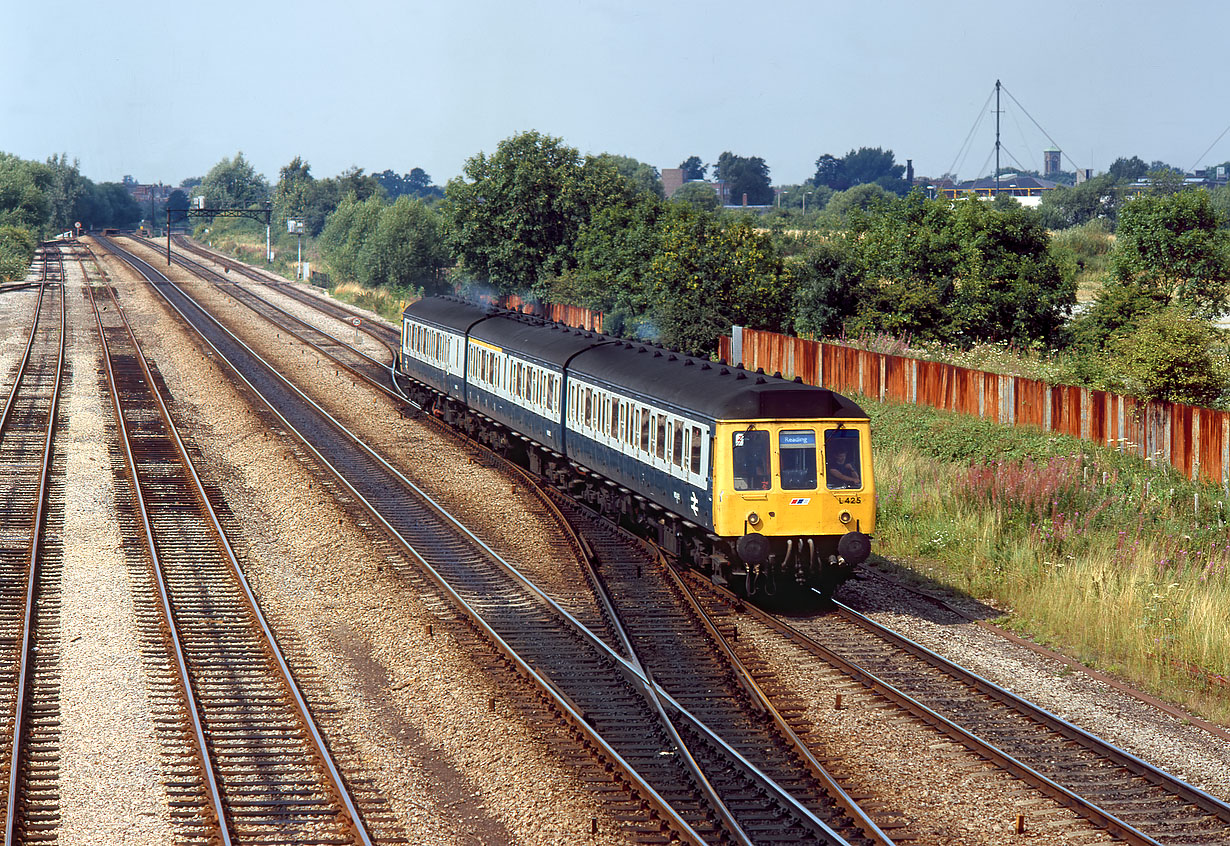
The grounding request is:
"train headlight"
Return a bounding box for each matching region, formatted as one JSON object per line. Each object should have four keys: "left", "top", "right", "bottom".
{"left": 747, "top": 511, "right": 761, "bottom": 526}
{"left": 839, "top": 511, "right": 852, "bottom": 525}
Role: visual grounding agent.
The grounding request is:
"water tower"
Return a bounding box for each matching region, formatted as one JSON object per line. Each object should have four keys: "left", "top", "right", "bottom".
{"left": 1043, "top": 147, "right": 1062, "bottom": 177}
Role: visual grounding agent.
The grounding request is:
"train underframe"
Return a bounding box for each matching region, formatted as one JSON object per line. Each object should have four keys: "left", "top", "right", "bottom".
{"left": 404, "top": 380, "right": 859, "bottom": 601}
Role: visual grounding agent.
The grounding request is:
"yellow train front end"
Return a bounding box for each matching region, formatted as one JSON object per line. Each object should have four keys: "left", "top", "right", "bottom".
{"left": 712, "top": 418, "right": 875, "bottom": 597}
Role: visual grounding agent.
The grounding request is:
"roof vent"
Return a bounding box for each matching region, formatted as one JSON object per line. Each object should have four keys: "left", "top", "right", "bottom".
{"left": 755, "top": 376, "right": 766, "bottom": 384}
{"left": 700, "top": 362, "right": 711, "bottom": 370}
{"left": 736, "top": 372, "right": 747, "bottom": 380}
{"left": 683, "top": 358, "right": 694, "bottom": 366}
{"left": 756, "top": 367, "right": 765, "bottom": 375}
{"left": 653, "top": 351, "right": 662, "bottom": 358}
{"left": 773, "top": 371, "right": 782, "bottom": 379}
{"left": 638, "top": 346, "right": 647, "bottom": 354}
{"left": 668, "top": 354, "right": 677, "bottom": 361}
{"left": 794, "top": 376, "right": 803, "bottom": 383}
{"left": 719, "top": 367, "right": 729, "bottom": 376}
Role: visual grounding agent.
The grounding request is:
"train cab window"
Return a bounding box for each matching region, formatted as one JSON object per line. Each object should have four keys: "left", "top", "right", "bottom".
{"left": 690, "top": 426, "right": 702, "bottom": 475}
{"left": 779, "top": 430, "right": 818, "bottom": 490}
{"left": 732, "top": 430, "right": 771, "bottom": 491}
{"left": 824, "top": 430, "right": 862, "bottom": 490}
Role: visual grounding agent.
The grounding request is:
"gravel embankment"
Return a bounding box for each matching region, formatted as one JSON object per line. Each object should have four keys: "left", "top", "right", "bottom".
{"left": 56, "top": 257, "right": 176, "bottom": 845}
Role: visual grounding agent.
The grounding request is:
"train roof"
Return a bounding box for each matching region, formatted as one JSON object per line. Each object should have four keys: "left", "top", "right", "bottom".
{"left": 402, "top": 298, "right": 866, "bottom": 421}
{"left": 403, "top": 296, "right": 493, "bottom": 333}
{"left": 570, "top": 341, "right": 866, "bottom": 421}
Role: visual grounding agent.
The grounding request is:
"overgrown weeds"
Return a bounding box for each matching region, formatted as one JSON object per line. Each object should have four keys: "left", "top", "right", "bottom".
{"left": 866, "top": 397, "right": 1230, "bottom": 722}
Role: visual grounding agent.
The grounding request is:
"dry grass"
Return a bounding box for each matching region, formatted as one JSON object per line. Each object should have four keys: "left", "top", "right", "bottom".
{"left": 872, "top": 439, "right": 1230, "bottom": 723}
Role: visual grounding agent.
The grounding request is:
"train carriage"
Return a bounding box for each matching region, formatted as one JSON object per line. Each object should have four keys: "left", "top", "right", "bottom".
{"left": 398, "top": 297, "right": 875, "bottom": 600}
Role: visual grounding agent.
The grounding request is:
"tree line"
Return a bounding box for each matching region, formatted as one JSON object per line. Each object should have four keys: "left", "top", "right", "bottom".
{"left": 0, "top": 152, "right": 142, "bottom": 280}
{"left": 217, "top": 130, "right": 1220, "bottom": 407}
{"left": 7, "top": 134, "right": 1230, "bottom": 407}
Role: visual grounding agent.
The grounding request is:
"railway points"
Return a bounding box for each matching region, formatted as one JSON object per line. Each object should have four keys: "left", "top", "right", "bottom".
{"left": 0, "top": 234, "right": 1225, "bottom": 844}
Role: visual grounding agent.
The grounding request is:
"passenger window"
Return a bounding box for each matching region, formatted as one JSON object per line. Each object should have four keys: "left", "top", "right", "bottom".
{"left": 732, "top": 429, "right": 771, "bottom": 491}
{"left": 690, "top": 426, "right": 702, "bottom": 475}
{"left": 640, "top": 409, "right": 650, "bottom": 452}
{"left": 824, "top": 430, "right": 862, "bottom": 490}
{"left": 779, "top": 430, "right": 818, "bottom": 490}
{"left": 674, "top": 424, "right": 685, "bottom": 467}
{"left": 584, "top": 388, "right": 593, "bottom": 426}
{"left": 656, "top": 416, "right": 666, "bottom": 460}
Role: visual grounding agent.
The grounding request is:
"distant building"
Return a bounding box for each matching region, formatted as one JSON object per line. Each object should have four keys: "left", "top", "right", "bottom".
{"left": 661, "top": 168, "right": 685, "bottom": 198}
{"left": 123, "top": 178, "right": 174, "bottom": 205}
{"left": 1043, "top": 147, "right": 1062, "bottom": 177}
{"left": 936, "top": 173, "right": 1061, "bottom": 208}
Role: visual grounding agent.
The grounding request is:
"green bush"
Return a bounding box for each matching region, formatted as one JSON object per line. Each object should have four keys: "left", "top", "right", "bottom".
{"left": 1112, "top": 305, "right": 1228, "bottom": 405}
{"left": 0, "top": 225, "right": 36, "bottom": 281}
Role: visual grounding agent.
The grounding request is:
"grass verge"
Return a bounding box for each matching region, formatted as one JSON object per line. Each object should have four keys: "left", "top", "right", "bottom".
{"left": 866, "top": 397, "right": 1230, "bottom": 723}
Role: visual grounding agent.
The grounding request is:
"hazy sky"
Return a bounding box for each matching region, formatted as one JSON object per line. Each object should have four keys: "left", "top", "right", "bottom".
{"left": 4, "top": 0, "right": 1227, "bottom": 188}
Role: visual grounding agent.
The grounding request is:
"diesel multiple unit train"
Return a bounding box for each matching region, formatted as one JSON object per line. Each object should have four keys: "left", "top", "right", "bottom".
{"left": 396, "top": 296, "right": 875, "bottom": 599}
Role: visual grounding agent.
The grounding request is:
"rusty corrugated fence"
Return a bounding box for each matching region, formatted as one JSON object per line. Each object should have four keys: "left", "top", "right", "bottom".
{"left": 724, "top": 327, "right": 1230, "bottom": 489}
{"left": 498, "top": 295, "right": 603, "bottom": 333}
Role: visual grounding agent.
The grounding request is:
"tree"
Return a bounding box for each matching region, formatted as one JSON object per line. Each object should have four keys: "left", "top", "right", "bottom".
{"left": 273, "top": 156, "right": 318, "bottom": 231}
{"left": 812, "top": 147, "right": 909, "bottom": 195}
{"left": 199, "top": 152, "right": 269, "bottom": 209}
{"left": 1143, "top": 167, "right": 1186, "bottom": 195}
{"left": 0, "top": 225, "right": 36, "bottom": 282}
{"left": 373, "top": 168, "right": 442, "bottom": 200}
{"left": 536, "top": 195, "right": 667, "bottom": 337}
{"left": 44, "top": 153, "right": 86, "bottom": 232}
{"left": 1064, "top": 279, "right": 1168, "bottom": 353}
{"left": 670, "top": 181, "right": 720, "bottom": 211}
{"left": 796, "top": 193, "right": 1074, "bottom": 346}
{"left": 1209, "top": 182, "right": 1230, "bottom": 229}
{"left": 331, "top": 166, "right": 382, "bottom": 202}
{"left": 679, "top": 156, "right": 707, "bottom": 181}
{"left": 1107, "top": 156, "right": 1148, "bottom": 182}
{"left": 1111, "top": 190, "right": 1230, "bottom": 316}
{"left": 74, "top": 182, "right": 141, "bottom": 230}
{"left": 1036, "top": 174, "right": 1120, "bottom": 230}
{"left": 1113, "top": 305, "right": 1227, "bottom": 405}
{"left": 0, "top": 153, "right": 51, "bottom": 231}
{"left": 358, "top": 196, "right": 450, "bottom": 294}
{"left": 791, "top": 236, "right": 865, "bottom": 338}
{"left": 647, "top": 207, "right": 789, "bottom": 354}
{"left": 317, "top": 194, "right": 383, "bottom": 283}
{"left": 443, "top": 130, "right": 635, "bottom": 293}
{"left": 824, "top": 183, "right": 891, "bottom": 220}
{"left": 713, "top": 152, "right": 773, "bottom": 206}
{"left": 592, "top": 154, "right": 664, "bottom": 199}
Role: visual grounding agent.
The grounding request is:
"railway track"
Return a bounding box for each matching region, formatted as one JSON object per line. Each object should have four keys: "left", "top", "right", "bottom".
{"left": 99, "top": 236, "right": 898, "bottom": 844}
{"left": 684, "top": 579, "right": 1230, "bottom": 846}
{"left": 170, "top": 234, "right": 401, "bottom": 358}
{"left": 84, "top": 250, "right": 390, "bottom": 845}
{"left": 145, "top": 238, "right": 1230, "bottom": 844}
{"left": 0, "top": 244, "right": 66, "bottom": 844}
